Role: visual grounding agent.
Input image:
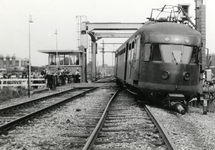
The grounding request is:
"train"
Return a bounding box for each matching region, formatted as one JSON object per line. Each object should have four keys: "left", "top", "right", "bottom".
{"left": 114, "top": 5, "right": 204, "bottom": 114}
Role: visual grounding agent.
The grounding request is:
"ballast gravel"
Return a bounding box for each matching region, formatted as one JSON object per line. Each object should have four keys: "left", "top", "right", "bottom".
{"left": 1, "top": 83, "right": 215, "bottom": 150}
{"left": 0, "top": 87, "right": 116, "bottom": 150}
{"left": 148, "top": 105, "right": 215, "bottom": 150}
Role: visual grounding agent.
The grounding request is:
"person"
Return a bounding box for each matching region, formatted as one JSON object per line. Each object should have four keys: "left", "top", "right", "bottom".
{"left": 60, "top": 68, "right": 66, "bottom": 85}
{"left": 22, "top": 69, "right": 27, "bottom": 78}
{"left": 33, "top": 70, "right": 40, "bottom": 89}
{"left": 56, "top": 68, "right": 61, "bottom": 86}
{"left": 41, "top": 69, "right": 46, "bottom": 78}
{"left": 33, "top": 70, "right": 40, "bottom": 78}
{"left": 75, "top": 69, "right": 80, "bottom": 83}
{"left": 76, "top": 58, "right": 79, "bottom": 65}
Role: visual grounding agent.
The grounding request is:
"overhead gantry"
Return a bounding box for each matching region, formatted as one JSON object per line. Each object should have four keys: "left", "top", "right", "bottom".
{"left": 80, "top": 22, "right": 144, "bottom": 81}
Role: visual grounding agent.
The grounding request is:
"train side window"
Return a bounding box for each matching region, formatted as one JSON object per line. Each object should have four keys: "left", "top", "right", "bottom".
{"left": 152, "top": 44, "right": 162, "bottom": 61}
{"left": 129, "top": 43, "right": 132, "bottom": 50}
{"left": 128, "top": 47, "right": 131, "bottom": 60}
{"left": 135, "top": 35, "right": 141, "bottom": 59}
{"left": 132, "top": 41, "right": 136, "bottom": 60}
{"left": 143, "top": 44, "right": 151, "bottom": 61}
{"left": 132, "top": 41, "right": 134, "bottom": 49}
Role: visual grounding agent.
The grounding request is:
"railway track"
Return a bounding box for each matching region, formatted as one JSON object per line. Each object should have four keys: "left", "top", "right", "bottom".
{"left": 68, "top": 88, "right": 177, "bottom": 150}
{"left": 95, "top": 76, "right": 115, "bottom": 83}
{"left": 0, "top": 87, "right": 97, "bottom": 135}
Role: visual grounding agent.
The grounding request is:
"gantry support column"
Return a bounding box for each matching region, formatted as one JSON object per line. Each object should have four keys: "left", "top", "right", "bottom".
{"left": 91, "top": 42, "right": 97, "bottom": 81}
{"left": 78, "top": 45, "right": 87, "bottom": 82}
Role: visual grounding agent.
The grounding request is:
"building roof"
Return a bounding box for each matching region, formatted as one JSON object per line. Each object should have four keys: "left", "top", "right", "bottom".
{"left": 38, "top": 50, "right": 83, "bottom": 55}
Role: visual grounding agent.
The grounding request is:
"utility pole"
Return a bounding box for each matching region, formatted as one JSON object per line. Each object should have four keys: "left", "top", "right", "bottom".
{"left": 28, "top": 15, "right": 33, "bottom": 98}
{"left": 54, "top": 29, "right": 58, "bottom": 67}
{"left": 102, "top": 40, "right": 104, "bottom": 67}
{"left": 101, "top": 42, "right": 122, "bottom": 66}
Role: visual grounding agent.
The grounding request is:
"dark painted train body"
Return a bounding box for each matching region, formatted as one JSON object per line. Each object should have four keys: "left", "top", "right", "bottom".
{"left": 115, "top": 19, "right": 203, "bottom": 113}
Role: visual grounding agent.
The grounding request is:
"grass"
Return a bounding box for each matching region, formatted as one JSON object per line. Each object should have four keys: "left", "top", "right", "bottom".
{"left": 0, "top": 86, "right": 27, "bottom": 102}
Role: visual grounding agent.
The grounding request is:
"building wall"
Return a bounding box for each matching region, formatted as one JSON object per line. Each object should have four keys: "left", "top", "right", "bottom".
{"left": 0, "top": 55, "right": 29, "bottom": 69}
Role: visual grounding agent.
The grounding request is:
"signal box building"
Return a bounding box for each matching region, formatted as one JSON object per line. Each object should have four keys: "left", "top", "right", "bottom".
{"left": 38, "top": 50, "right": 85, "bottom": 82}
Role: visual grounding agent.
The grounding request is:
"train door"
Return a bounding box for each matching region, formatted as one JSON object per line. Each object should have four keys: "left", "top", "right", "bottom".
{"left": 132, "top": 35, "right": 141, "bottom": 82}
{"left": 128, "top": 42, "right": 133, "bottom": 79}
{"left": 123, "top": 43, "right": 129, "bottom": 81}
{"left": 114, "top": 53, "right": 118, "bottom": 77}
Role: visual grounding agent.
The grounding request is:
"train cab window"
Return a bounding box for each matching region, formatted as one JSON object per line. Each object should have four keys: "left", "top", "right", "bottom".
{"left": 190, "top": 47, "right": 198, "bottom": 64}
{"left": 160, "top": 45, "right": 178, "bottom": 63}
{"left": 151, "top": 44, "right": 162, "bottom": 61}
{"left": 160, "top": 44, "right": 195, "bottom": 64}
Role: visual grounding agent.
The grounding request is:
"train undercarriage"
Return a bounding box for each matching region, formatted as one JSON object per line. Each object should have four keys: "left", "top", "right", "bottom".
{"left": 125, "top": 83, "right": 190, "bottom": 114}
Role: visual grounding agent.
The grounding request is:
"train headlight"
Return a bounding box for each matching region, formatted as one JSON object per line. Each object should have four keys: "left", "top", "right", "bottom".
{"left": 161, "top": 71, "right": 170, "bottom": 80}
{"left": 164, "top": 37, "right": 170, "bottom": 42}
{"left": 183, "top": 72, "right": 190, "bottom": 81}
{"left": 184, "top": 38, "right": 190, "bottom": 43}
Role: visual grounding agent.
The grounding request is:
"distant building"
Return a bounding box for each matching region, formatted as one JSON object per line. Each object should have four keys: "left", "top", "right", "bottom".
{"left": 0, "top": 55, "right": 29, "bottom": 69}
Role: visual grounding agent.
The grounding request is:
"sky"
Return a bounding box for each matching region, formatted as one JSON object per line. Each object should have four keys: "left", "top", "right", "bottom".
{"left": 0, "top": 0, "right": 214, "bottom": 66}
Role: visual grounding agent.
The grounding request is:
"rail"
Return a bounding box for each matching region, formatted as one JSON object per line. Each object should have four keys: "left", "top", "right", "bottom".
{"left": 82, "top": 87, "right": 121, "bottom": 150}
{"left": 145, "top": 105, "right": 177, "bottom": 150}
{"left": 0, "top": 78, "right": 46, "bottom": 89}
{"left": 0, "top": 87, "right": 98, "bottom": 134}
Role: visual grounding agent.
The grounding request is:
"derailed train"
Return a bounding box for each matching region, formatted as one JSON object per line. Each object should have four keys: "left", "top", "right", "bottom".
{"left": 114, "top": 5, "right": 204, "bottom": 114}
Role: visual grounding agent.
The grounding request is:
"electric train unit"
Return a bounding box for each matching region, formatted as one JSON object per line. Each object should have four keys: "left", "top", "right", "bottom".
{"left": 114, "top": 5, "right": 204, "bottom": 114}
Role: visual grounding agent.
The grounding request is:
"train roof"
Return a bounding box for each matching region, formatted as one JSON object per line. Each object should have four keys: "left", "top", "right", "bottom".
{"left": 140, "top": 22, "right": 201, "bottom": 37}
{"left": 139, "top": 22, "right": 202, "bottom": 46}
{"left": 116, "top": 22, "right": 202, "bottom": 54}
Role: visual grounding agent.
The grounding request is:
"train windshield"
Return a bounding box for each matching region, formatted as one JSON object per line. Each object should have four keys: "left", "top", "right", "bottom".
{"left": 158, "top": 44, "right": 198, "bottom": 64}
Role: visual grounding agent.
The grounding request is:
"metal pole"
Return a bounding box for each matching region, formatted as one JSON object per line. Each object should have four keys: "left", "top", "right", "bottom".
{"left": 102, "top": 40, "right": 104, "bottom": 67}
{"left": 76, "top": 15, "right": 88, "bottom": 49}
{"left": 28, "top": 15, "right": 33, "bottom": 98}
{"left": 91, "top": 42, "right": 97, "bottom": 81}
{"left": 55, "top": 29, "right": 58, "bottom": 67}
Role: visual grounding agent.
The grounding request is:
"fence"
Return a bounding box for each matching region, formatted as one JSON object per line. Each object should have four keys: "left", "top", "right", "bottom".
{"left": 0, "top": 78, "right": 46, "bottom": 89}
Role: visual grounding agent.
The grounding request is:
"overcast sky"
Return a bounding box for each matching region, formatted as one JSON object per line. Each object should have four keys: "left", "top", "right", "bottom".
{"left": 0, "top": 0, "right": 214, "bottom": 66}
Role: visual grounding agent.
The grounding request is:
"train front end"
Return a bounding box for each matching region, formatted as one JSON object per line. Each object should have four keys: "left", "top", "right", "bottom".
{"left": 138, "top": 22, "right": 203, "bottom": 113}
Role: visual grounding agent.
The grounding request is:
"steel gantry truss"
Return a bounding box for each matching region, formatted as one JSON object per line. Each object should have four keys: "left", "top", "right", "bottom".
{"left": 78, "top": 1, "right": 206, "bottom": 82}
{"left": 80, "top": 22, "right": 144, "bottom": 81}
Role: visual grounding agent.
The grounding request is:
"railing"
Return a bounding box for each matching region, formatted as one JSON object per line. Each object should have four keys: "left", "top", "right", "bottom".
{"left": 0, "top": 78, "right": 46, "bottom": 89}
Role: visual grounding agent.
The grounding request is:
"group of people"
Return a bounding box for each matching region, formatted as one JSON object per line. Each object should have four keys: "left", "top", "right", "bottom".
{"left": 40, "top": 67, "right": 81, "bottom": 90}
{"left": 0, "top": 67, "right": 81, "bottom": 90}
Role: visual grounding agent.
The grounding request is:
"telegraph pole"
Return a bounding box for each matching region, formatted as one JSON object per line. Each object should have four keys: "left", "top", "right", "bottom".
{"left": 28, "top": 15, "right": 33, "bottom": 98}
{"left": 102, "top": 40, "right": 104, "bottom": 67}
{"left": 55, "top": 29, "right": 58, "bottom": 66}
